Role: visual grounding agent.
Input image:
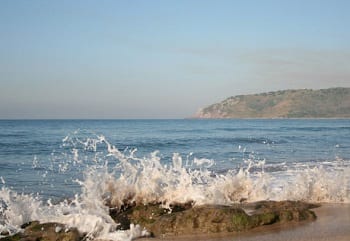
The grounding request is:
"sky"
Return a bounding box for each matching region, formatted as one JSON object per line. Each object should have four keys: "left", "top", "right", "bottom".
{"left": 1, "top": 0, "right": 349, "bottom": 119}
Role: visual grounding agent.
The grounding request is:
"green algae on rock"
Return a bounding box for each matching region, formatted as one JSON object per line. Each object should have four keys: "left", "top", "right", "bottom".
{"left": 112, "top": 201, "right": 318, "bottom": 237}
{"left": 0, "top": 201, "right": 318, "bottom": 240}
{"left": 1, "top": 221, "right": 81, "bottom": 241}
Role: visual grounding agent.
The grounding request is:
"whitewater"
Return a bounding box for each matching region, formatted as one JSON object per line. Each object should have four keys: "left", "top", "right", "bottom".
{"left": 0, "top": 119, "right": 349, "bottom": 240}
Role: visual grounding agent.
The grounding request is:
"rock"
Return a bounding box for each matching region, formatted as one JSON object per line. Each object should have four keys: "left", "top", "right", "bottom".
{"left": 111, "top": 201, "right": 318, "bottom": 237}
{"left": 0, "top": 201, "right": 318, "bottom": 240}
{"left": 0, "top": 231, "right": 9, "bottom": 236}
{"left": 245, "top": 200, "right": 318, "bottom": 223}
{"left": 0, "top": 221, "right": 81, "bottom": 241}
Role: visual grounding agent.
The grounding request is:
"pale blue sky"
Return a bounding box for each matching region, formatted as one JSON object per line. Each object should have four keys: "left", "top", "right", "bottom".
{"left": 1, "top": 0, "right": 349, "bottom": 118}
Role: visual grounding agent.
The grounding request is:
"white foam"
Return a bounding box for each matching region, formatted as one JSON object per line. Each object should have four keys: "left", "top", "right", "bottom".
{"left": 0, "top": 185, "right": 149, "bottom": 240}
{"left": 1, "top": 135, "right": 349, "bottom": 240}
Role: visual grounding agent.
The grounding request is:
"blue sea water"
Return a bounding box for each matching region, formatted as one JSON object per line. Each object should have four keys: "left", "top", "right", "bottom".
{"left": 1, "top": 119, "right": 350, "bottom": 239}
{"left": 0, "top": 119, "right": 349, "bottom": 200}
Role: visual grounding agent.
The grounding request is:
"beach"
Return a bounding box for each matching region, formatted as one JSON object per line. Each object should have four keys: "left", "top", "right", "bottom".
{"left": 139, "top": 203, "right": 350, "bottom": 241}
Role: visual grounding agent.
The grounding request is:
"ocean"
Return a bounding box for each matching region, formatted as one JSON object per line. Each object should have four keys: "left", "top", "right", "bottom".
{"left": 0, "top": 119, "right": 349, "bottom": 240}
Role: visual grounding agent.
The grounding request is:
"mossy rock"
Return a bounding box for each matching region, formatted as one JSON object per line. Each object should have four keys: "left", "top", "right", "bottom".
{"left": 231, "top": 212, "right": 252, "bottom": 231}
{"left": 111, "top": 200, "right": 318, "bottom": 237}
{"left": 0, "top": 222, "right": 81, "bottom": 241}
{"left": 0, "top": 234, "right": 22, "bottom": 241}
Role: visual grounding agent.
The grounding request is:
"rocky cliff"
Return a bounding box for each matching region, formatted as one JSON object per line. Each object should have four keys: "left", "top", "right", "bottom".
{"left": 194, "top": 87, "right": 350, "bottom": 118}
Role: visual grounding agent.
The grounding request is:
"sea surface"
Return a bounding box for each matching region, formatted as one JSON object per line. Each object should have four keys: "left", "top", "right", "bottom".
{"left": 0, "top": 119, "right": 350, "bottom": 240}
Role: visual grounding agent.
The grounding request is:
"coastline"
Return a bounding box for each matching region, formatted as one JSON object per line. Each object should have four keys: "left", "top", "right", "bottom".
{"left": 139, "top": 203, "right": 350, "bottom": 241}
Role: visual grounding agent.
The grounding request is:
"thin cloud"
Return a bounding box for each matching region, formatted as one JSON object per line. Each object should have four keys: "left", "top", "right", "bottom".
{"left": 238, "top": 48, "right": 350, "bottom": 89}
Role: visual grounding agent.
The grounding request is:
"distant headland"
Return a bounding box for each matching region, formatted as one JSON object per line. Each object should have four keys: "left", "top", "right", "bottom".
{"left": 194, "top": 87, "right": 350, "bottom": 118}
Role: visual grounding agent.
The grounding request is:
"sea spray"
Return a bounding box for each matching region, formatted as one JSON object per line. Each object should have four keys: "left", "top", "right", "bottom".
{"left": 1, "top": 134, "right": 349, "bottom": 240}
{"left": 280, "top": 165, "right": 350, "bottom": 202}
{"left": 0, "top": 182, "right": 149, "bottom": 240}
{"left": 0, "top": 187, "right": 44, "bottom": 236}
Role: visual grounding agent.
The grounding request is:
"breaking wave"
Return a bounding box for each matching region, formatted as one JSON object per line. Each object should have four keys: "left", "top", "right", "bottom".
{"left": 1, "top": 134, "right": 349, "bottom": 240}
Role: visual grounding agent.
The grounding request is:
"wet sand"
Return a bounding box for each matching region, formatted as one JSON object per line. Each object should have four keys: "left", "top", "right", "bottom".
{"left": 140, "top": 203, "right": 350, "bottom": 241}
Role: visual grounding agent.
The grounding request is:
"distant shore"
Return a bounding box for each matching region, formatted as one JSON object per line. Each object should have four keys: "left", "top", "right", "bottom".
{"left": 194, "top": 87, "right": 350, "bottom": 119}
{"left": 188, "top": 117, "right": 350, "bottom": 120}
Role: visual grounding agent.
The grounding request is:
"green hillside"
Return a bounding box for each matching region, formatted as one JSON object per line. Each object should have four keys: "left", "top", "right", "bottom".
{"left": 194, "top": 88, "right": 350, "bottom": 118}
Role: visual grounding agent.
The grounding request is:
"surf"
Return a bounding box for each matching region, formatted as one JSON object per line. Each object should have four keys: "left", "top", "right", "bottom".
{"left": 0, "top": 134, "right": 349, "bottom": 240}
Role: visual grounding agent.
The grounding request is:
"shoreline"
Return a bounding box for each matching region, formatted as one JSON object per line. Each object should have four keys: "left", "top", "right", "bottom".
{"left": 139, "top": 203, "right": 350, "bottom": 241}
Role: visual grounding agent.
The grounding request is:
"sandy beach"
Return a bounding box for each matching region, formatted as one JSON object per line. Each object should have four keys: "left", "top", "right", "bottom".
{"left": 140, "top": 203, "right": 350, "bottom": 241}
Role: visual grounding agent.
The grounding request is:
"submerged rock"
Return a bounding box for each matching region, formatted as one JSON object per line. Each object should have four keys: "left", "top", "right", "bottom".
{"left": 112, "top": 201, "right": 318, "bottom": 237}
{"left": 1, "top": 221, "right": 81, "bottom": 241}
